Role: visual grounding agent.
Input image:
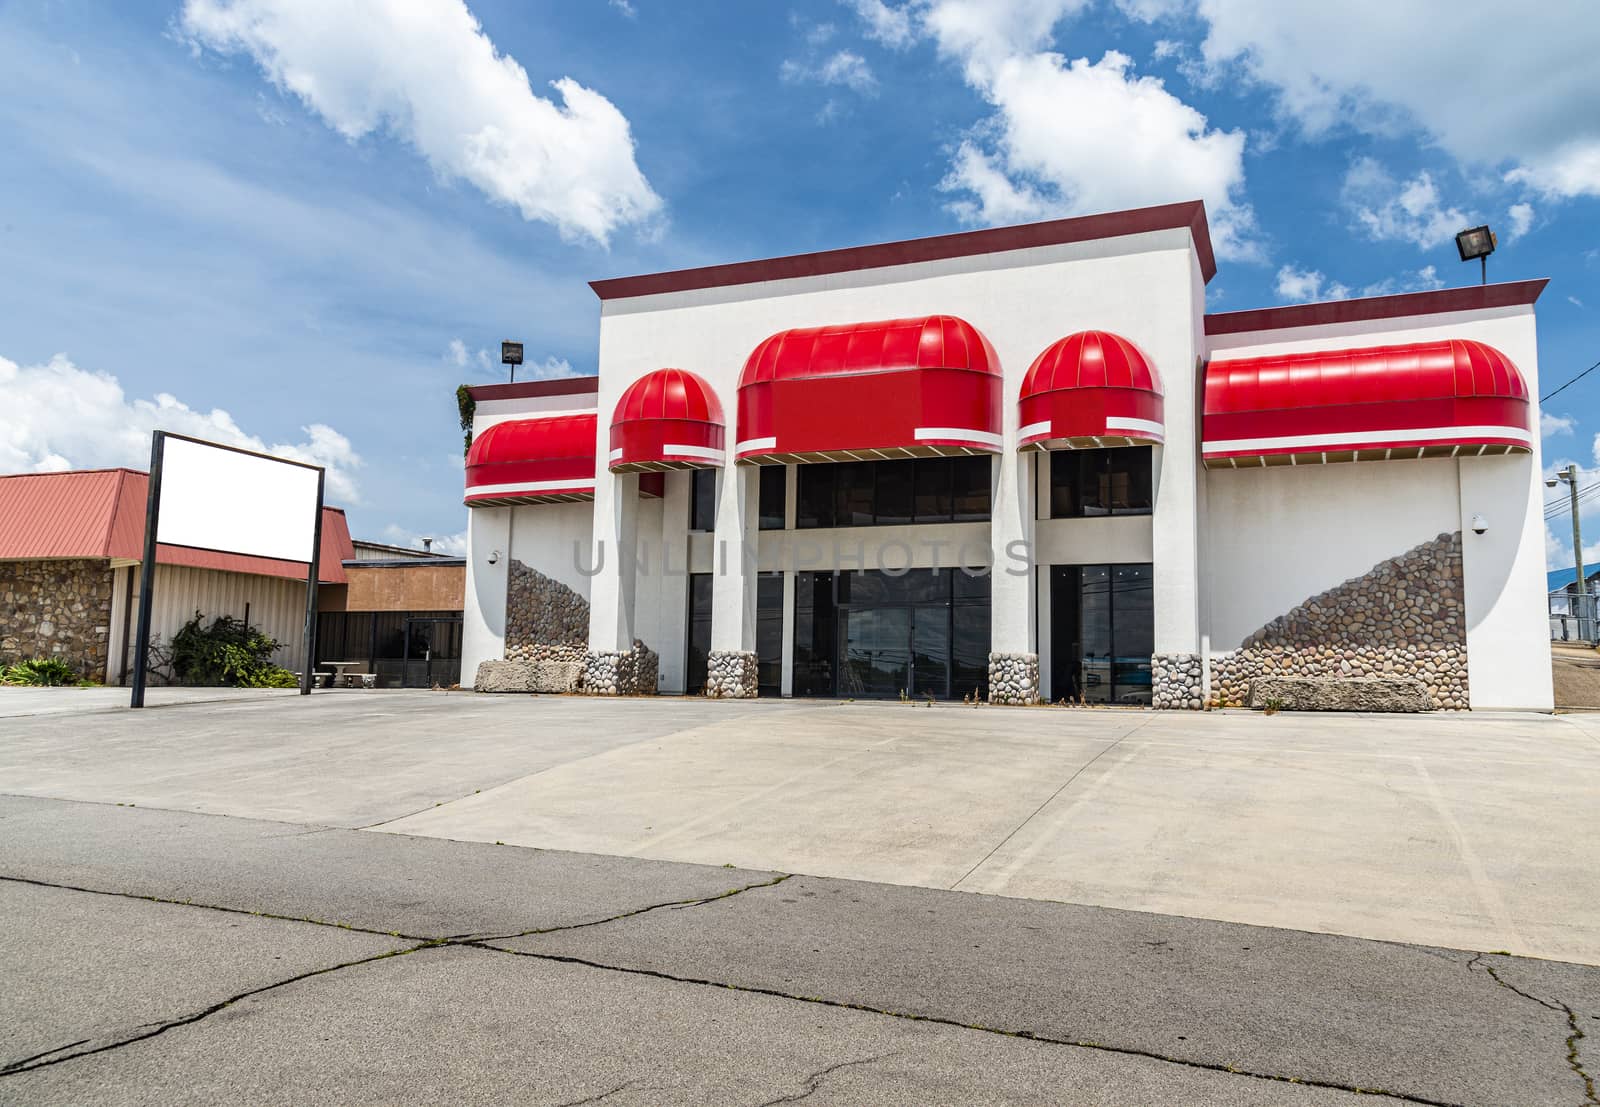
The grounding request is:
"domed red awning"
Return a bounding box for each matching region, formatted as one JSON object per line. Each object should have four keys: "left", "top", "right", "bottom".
{"left": 1203, "top": 339, "right": 1532, "bottom": 467}
{"left": 464, "top": 414, "right": 598, "bottom": 505}
{"left": 1018, "top": 331, "right": 1164, "bottom": 450}
{"left": 735, "top": 315, "right": 1002, "bottom": 464}
{"left": 609, "top": 368, "right": 725, "bottom": 472}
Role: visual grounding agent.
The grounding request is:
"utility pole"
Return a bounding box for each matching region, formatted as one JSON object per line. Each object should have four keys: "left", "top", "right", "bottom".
{"left": 1566, "top": 466, "right": 1587, "bottom": 597}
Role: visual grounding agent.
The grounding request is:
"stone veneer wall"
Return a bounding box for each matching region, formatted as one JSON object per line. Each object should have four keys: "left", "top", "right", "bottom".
{"left": 988, "top": 652, "right": 1040, "bottom": 705}
{"left": 585, "top": 639, "right": 659, "bottom": 696}
{"left": 0, "top": 559, "right": 115, "bottom": 682}
{"left": 705, "top": 650, "right": 758, "bottom": 698}
{"left": 1210, "top": 532, "right": 1468, "bottom": 711}
{"left": 1151, "top": 654, "right": 1204, "bottom": 710}
{"left": 504, "top": 560, "right": 588, "bottom": 666}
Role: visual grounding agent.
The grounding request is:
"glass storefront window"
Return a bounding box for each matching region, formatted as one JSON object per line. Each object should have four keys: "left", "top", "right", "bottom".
{"left": 690, "top": 468, "right": 717, "bottom": 532}
{"left": 1050, "top": 447, "right": 1153, "bottom": 518}
{"left": 756, "top": 572, "right": 784, "bottom": 694}
{"left": 758, "top": 465, "right": 787, "bottom": 530}
{"left": 795, "top": 457, "right": 992, "bottom": 529}
{"left": 686, "top": 572, "right": 713, "bottom": 693}
{"left": 1050, "top": 563, "right": 1153, "bottom": 705}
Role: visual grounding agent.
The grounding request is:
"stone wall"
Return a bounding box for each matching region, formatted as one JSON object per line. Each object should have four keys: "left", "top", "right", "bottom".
{"left": 585, "top": 639, "right": 659, "bottom": 696}
{"left": 1151, "top": 653, "right": 1204, "bottom": 710}
{"left": 0, "top": 559, "right": 115, "bottom": 682}
{"left": 705, "top": 650, "right": 758, "bottom": 698}
{"left": 988, "top": 652, "right": 1040, "bottom": 705}
{"left": 1210, "top": 532, "right": 1468, "bottom": 711}
{"left": 504, "top": 560, "right": 589, "bottom": 665}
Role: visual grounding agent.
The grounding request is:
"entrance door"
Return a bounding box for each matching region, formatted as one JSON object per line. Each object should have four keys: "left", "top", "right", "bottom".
{"left": 402, "top": 617, "right": 462, "bottom": 689}
{"left": 1051, "top": 564, "right": 1153, "bottom": 704}
{"left": 686, "top": 572, "right": 713, "bottom": 694}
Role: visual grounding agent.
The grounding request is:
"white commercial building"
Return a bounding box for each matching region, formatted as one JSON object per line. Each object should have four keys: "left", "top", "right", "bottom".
{"left": 460, "top": 202, "right": 1552, "bottom": 710}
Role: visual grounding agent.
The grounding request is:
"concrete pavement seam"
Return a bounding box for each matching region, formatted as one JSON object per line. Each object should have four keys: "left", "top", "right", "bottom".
{"left": 1468, "top": 954, "right": 1598, "bottom": 1105}
{"left": 0, "top": 942, "right": 439, "bottom": 1078}
{"left": 552, "top": 1078, "right": 638, "bottom": 1106}
{"left": 462, "top": 942, "right": 1458, "bottom": 1106}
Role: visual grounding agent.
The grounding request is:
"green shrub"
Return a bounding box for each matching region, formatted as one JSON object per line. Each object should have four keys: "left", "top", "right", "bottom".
{"left": 167, "top": 612, "right": 300, "bottom": 688}
{"left": 1, "top": 657, "right": 78, "bottom": 686}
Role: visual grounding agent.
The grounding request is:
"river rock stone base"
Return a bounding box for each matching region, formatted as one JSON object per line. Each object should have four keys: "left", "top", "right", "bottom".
{"left": 505, "top": 561, "right": 589, "bottom": 660}
{"left": 584, "top": 639, "right": 659, "bottom": 696}
{"left": 987, "top": 652, "right": 1039, "bottom": 705}
{"left": 1247, "top": 676, "right": 1433, "bottom": 713}
{"left": 1151, "top": 653, "right": 1204, "bottom": 710}
{"left": 1211, "top": 533, "right": 1468, "bottom": 710}
{"left": 506, "top": 642, "right": 586, "bottom": 666}
{"left": 473, "top": 660, "right": 536, "bottom": 694}
{"left": 705, "top": 650, "right": 759, "bottom": 698}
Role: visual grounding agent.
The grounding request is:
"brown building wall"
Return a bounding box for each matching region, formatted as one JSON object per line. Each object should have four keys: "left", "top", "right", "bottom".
{"left": 0, "top": 558, "right": 115, "bottom": 682}
{"left": 319, "top": 563, "right": 464, "bottom": 613}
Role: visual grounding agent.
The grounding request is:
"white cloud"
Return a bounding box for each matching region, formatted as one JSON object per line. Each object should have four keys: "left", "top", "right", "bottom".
{"left": 1274, "top": 262, "right": 1444, "bottom": 305}
{"left": 1274, "top": 265, "right": 1349, "bottom": 304}
{"left": 179, "top": 0, "right": 661, "bottom": 245}
{"left": 1542, "top": 412, "right": 1577, "bottom": 438}
{"left": 447, "top": 338, "right": 469, "bottom": 368}
{"left": 1570, "top": 296, "right": 1586, "bottom": 310}
{"left": 1506, "top": 202, "right": 1535, "bottom": 242}
{"left": 937, "top": 47, "right": 1257, "bottom": 259}
{"left": 521, "top": 356, "right": 579, "bottom": 380}
{"left": 380, "top": 524, "right": 467, "bottom": 556}
{"left": 848, "top": 0, "right": 917, "bottom": 49}
{"left": 782, "top": 50, "right": 878, "bottom": 94}
{"left": 0, "top": 352, "right": 363, "bottom": 503}
{"left": 609, "top": 0, "right": 636, "bottom": 17}
{"left": 1341, "top": 158, "right": 1471, "bottom": 249}
{"left": 1187, "top": 0, "right": 1600, "bottom": 200}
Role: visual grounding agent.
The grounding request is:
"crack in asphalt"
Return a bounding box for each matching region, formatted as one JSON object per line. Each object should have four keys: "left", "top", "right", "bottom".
{"left": 553, "top": 1078, "right": 638, "bottom": 1106}
{"left": 754, "top": 1053, "right": 896, "bottom": 1105}
{"left": 1467, "top": 953, "right": 1598, "bottom": 1105}
{"left": 467, "top": 873, "right": 793, "bottom": 943}
{"left": 0, "top": 874, "right": 431, "bottom": 942}
{"left": 465, "top": 942, "right": 1462, "bottom": 1106}
{"left": 0, "top": 943, "right": 440, "bottom": 1076}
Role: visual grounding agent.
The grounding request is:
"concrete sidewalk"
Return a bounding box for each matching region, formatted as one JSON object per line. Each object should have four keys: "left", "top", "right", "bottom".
{"left": 2, "top": 691, "right": 1597, "bottom": 963}
{"left": 3, "top": 795, "right": 1595, "bottom": 1106}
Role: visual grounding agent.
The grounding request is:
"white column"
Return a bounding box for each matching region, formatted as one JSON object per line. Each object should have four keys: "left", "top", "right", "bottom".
{"left": 462, "top": 505, "right": 511, "bottom": 679}
{"left": 587, "top": 472, "right": 640, "bottom": 652}
{"left": 990, "top": 450, "right": 1036, "bottom": 652}
{"left": 710, "top": 465, "right": 759, "bottom": 653}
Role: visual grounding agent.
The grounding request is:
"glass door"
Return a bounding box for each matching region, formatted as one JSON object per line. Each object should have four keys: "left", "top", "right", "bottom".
{"left": 686, "top": 573, "right": 713, "bottom": 694}
{"left": 401, "top": 617, "right": 462, "bottom": 689}
{"left": 1050, "top": 564, "right": 1152, "bottom": 704}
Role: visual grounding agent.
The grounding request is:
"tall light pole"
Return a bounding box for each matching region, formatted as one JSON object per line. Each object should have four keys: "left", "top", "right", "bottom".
{"left": 1547, "top": 465, "right": 1586, "bottom": 595}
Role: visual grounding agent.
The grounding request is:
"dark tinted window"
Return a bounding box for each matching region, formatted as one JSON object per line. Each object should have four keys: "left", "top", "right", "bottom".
{"left": 686, "top": 573, "right": 713, "bottom": 692}
{"left": 1050, "top": 447, "right": 1153, "bottom": 518}
{"left": 758, "top": 465, "right": 787, "bottom": 530}
{"left": 690, "top": 468, "right": 718, "bottom": 532}
{"left": 795, "top": 457, "right": 991, "bottom": 528}
{"left": 756, "top": 572, "right": 784, "bottom": 694}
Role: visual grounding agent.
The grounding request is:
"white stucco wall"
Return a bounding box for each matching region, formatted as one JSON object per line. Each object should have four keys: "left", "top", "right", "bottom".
{"left": 1203, "top": 302, "right": 1552, "bottom": 710}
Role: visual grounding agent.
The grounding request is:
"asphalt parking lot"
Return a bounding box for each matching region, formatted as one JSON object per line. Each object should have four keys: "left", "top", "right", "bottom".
{"left": 2, "top": 688, "right": 1598, "bottom": 1104}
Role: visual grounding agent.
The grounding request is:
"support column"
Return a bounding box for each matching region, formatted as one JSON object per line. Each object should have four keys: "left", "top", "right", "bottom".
{"left": 707, "top": 464, "right": 759, "bottom": 698}
{"left": 1150, "top": 443, "right": 1205, "bottom": 709}
{"left": 586, "top": 471, "right": 657, "bottom": 694}
{"left": 656, "top": 471, "right": 691, "bottom": 693}
{"left": 989, "top": 450, "right": 1039, "bottom": 704}
{"left": 462, "top": 505, "right": 511, "bottom": 683}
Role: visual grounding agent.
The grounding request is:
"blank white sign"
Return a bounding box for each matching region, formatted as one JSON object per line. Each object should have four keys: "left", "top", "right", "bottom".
{"left": 156, "top": 437, "right": 322, "bottom": 563}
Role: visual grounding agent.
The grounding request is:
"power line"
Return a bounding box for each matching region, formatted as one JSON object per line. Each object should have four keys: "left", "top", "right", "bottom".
{"left": 1541, "top": 355, "right": 1600, "bottom": 404}
{"left": 1545, "top": 480, "right": 1600, "bottom": 519}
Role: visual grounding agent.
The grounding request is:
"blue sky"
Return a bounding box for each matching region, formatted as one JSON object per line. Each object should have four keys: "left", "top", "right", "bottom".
{"left": 1, "top": 0, "right": 1596, "bottom": 562}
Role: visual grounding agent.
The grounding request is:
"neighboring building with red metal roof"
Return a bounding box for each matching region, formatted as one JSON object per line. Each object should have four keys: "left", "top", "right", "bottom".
{"left": 0, "top": 467, "right": 353, "bottom": 684}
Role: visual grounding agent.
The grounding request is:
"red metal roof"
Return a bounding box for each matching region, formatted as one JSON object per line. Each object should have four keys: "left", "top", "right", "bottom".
{"left": 1202, "top": 339, "right": 1532, "bottom": 467}
{"left": 610, "top": 369, "right": 726, "bottom": 472}
{"left": 591, "top": 201, "right": 1218, "bottom": 300}
{"left": 465, "top": 414, "right": 599, "bottom": 505}
{"left": 0, "top": 468, "right": 351, "bottom": 583}
{"left": 1018, "top": 331, "right": 1165, "bottom": 450}
{"left": 736, "top": 316, "right": 1003, "bottom": 464}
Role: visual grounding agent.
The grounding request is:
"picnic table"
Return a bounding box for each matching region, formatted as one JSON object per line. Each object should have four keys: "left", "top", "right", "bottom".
{"left": 319, "top": 661, "right": 368, "bottom": 689}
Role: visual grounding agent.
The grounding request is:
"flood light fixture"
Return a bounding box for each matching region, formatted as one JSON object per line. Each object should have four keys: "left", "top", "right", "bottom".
{"left": 1455, "top": 225, "right": 1496, "bottom": 285}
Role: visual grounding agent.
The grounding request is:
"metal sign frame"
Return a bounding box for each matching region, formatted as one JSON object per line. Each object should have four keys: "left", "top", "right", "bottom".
{"left": 129, "top": 431, "right": 326, "bottom": 708}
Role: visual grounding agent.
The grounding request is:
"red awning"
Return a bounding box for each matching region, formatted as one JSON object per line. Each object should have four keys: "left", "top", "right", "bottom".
{"left": 1203, "top": 339, "right": 1532, "bottom": 467}
{"left": 610, "top": 368, "right": 726, "bottom": 472}
{"left": 465, "top": 414, "right": 598, "bottom": 505}
{"left": 1018, "top": 331, "right": 1164, "bottom": 450}
{"left": 735, "top": 315, "right": 1002, "bottom": 463}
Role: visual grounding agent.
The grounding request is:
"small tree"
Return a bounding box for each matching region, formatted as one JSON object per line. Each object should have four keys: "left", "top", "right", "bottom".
{"left": 167, "top": 612, "right": 299, "bottom": 688}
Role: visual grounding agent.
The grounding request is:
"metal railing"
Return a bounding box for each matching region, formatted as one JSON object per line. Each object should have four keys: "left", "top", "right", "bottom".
{"left": 1550, "top": 591, "right": 1599, "bottom": 644}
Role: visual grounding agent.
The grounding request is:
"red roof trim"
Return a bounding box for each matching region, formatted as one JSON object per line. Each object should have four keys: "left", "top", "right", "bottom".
{"left": 1204, "top": 280, "right": 1549, "bottom": 337}
{"left": 467, "top": 377, "right": 599, "bottom": 403}
{"left": 592, "top": 201, "right": 1216, "bottom": 302}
